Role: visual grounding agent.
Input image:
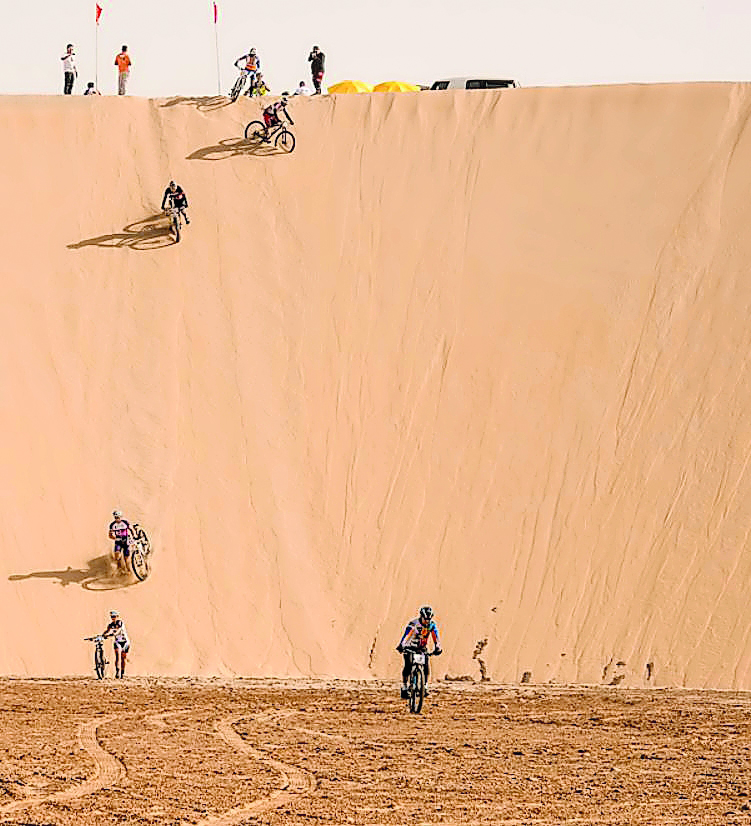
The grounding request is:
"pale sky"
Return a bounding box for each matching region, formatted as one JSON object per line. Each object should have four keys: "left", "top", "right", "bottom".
{"left": 3, "top": 0, "right": 751, "bottom": 97}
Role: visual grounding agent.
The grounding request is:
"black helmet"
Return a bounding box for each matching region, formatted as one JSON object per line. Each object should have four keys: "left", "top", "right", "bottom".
{"left": 419, "top": 605, "right": 434, "bottom": 623}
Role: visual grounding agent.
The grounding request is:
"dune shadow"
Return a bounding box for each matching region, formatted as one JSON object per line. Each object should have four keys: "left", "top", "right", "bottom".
{"left": 9, "top": 554, "right": 135, "bottom": 591}
{"left": 67, "top": 213, "right": 176, "bottom": 250}
{"left": 187, "top": 136, "right": 282, "bottom": 162}
{"left": 160, "top": 95, "right": 232, "bottom": 111}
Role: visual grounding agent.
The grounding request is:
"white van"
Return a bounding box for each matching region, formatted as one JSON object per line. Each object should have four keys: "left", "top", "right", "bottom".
{"left": 430, "top": 77, "right": 519, "bottom": 90}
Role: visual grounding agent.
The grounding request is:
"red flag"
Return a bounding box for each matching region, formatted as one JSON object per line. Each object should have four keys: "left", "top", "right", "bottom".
{"left": 213, "top": 1, "right": 217, "bottom": 23}
{"left": 96, "top": 3, "right": 102, "bottom": 23}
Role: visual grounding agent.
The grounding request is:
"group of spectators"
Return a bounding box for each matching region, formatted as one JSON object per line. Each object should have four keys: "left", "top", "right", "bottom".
{"left": 60, "top": 42, "right": 324, "bottom": 97}
{"left": 60, "top": 43, "right": 131, "bottom": 95}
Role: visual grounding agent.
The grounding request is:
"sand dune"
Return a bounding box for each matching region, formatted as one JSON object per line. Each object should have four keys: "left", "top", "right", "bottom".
{"left": 2, "top": 84, "right": 751, "bottom": 686}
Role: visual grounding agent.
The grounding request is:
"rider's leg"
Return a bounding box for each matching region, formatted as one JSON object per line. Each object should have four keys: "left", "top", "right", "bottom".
{"left": 424, "top": 657, "right": 430, "bottom": 696}
{"left": 245, "top": 71, "right": 256, "bottom": 96}
{"left": 114, "top": 646, "right": 122, "bottom": 678}
{"left": 401, "top": 653, "right": 411, "bottom": 696}
{"left": 181, "top": 207, "right": 189, "bottom": 225}
{"left": 119, "top": 646, "right": 128, "bottom": 677}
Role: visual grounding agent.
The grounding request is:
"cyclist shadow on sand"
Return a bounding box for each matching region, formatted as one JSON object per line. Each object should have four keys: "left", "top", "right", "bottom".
{"left": 187, "top": 137, "right": 281, "bottom": 162}
{"left": 9, "top": 554, "right": 136, "bottom": 591}
{"left": 160, "top": 95, "right": 232, "bottom": 112}
{"left": 67, "top": 213, "right": 176, "bottom": 250}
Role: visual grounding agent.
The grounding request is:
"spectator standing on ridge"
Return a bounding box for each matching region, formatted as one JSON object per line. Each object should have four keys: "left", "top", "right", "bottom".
{"left": 115, "top": 45, "right": 131, "bottom": 95}
{"left": 83, "top": 81, "right": 100, "bottom": 95}
{"left": 61, "top": 44, "right": 77, "bottom": 95}
{"left": 308, "top": 46, "right": 325, "bottom": 95}
{"left": 294, "top": 80, "right": 312, "bottom": 96}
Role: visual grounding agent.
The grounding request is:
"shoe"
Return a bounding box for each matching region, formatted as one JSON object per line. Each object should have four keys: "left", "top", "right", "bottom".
{"left": 424, "top": 687, "right": 430, "bottom": 697}
{"left": 400, "top": 687, "right": 409, "bottom": 699}
{"left": 115, "top": 671, "right": 121, "bottom": 679}
{"left": 185, "top": 217, "right": 190, "bottom": 224}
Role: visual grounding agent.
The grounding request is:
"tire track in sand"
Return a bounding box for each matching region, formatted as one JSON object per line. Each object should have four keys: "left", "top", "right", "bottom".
{"left": 0, "top": 714, "right": 125, "bottom": 814}
{"left": 196, "top": 709, "right": 316, "bottom": 825}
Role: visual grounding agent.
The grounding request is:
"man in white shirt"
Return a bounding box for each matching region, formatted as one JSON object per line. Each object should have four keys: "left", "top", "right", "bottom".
{"left": 61, "top": 44, "right": 77, "bottom": 95}
{"left": 294, "top": 80, "right": 312, "bottom": 96}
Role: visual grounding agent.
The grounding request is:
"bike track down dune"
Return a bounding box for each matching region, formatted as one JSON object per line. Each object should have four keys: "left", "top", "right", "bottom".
{"left": 0, "top": 714, "right": 125, "bottom": 815}
{"left": 196, "top": 710, "right": 316, "bottom": 826}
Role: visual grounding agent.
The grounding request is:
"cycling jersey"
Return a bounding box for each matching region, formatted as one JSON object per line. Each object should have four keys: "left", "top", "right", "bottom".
{"left": 236, "top": 54, "right": 260, "bottom": 72}
{"left": 162, "top": 186, "right": 188, "bottom": 210}
{"left": 104, "top": 618, "right": 130, "bottom": 647}
{"left": 109, "top": 519, "right": 130, "bottom": 541}
{"left": 399, "top": 617, "right": 440, "bottom": 651}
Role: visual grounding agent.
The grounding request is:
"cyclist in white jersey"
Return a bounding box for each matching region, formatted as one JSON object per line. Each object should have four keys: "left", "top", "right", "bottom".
{"left": 102, "top": 610, "right": 130, "bottom": 678}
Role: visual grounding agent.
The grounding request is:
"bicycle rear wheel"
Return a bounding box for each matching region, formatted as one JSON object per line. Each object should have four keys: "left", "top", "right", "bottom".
{"left": 409, "top": 665, "right": 424, "bottom": 713}
{"left": 244, "top": 120, "right": 266, "bottom": 142}
{"left": 94, "top": 645, "right": 106, "bottom": 680}
{"left": 275, "top": 129, "right": 295, "bottom": 153}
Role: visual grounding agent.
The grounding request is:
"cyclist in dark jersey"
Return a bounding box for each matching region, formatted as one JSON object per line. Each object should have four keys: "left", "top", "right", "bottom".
{"left": 396, "top": 605, "right": 442, "bottom": 698}
{"left": 161, "top": 180, "right": 190, "bottom": 224}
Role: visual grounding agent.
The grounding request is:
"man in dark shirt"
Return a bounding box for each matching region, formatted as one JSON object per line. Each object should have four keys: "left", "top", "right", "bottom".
{"left": 308, "top": 46, "right": 325, "bottom": 95}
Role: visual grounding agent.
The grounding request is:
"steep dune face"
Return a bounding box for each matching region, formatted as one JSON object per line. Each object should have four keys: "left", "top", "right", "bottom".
{"left": 3, "top": 85, "right": 751, "bottom": 685}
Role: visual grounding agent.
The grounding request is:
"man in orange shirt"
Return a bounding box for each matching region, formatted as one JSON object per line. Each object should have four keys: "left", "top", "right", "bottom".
{"left": 115, "top": 45, "right": 131, "bottom": 95}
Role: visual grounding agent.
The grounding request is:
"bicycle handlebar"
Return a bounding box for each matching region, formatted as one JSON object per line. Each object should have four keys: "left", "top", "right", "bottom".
{"left": 84, "top": 635, "right": 104, "bottom": 642}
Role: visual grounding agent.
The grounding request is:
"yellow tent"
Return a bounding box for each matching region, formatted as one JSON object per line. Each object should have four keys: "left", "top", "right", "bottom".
{"left": 327, "top": 80, "right": 374, "bottom": 94}
{"left": 373, "top": 81, "right": 421, "bottom": 93}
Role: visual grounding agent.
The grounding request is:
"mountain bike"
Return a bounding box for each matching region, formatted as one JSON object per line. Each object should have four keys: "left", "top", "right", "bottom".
{"left": 229, "top": 70, "right": 257, "bottom": 102}
{"left": 84, "top": 635, "right": 108, "bottom": 679}
{"left": 244, "top": 102, "right": 295, "bottom": 153}
{"left": 404, "top": 649, "right": 432, "bottom": 713}
{"left": 128, "top": 523, "right": 152, "bottom": 581}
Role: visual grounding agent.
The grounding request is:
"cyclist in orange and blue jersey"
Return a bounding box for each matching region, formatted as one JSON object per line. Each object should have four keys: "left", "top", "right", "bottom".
{"left": 396, "top": 605, "right": 442, "bottom": 698}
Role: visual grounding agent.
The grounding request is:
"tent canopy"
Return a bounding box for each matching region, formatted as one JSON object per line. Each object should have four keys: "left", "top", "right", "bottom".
{"left": 373, "top": 81, "right": 421, "bottom": 93}
{"left": 327, "top": 80, "right": 374, "bottom": 94}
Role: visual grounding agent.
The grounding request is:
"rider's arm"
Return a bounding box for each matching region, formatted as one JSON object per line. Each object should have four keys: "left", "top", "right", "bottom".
{"left": 431, "top": 624, "right": 441, "bottom": 650}
{"left": 398, "top": 624, "right": 414, "bottom": 649}
{"left": 161, "top": 189, "right": 170, "bottom": 210}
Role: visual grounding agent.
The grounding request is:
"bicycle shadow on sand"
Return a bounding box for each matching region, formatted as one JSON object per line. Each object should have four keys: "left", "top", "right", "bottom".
{"left": 187, "top": 136, "right": 283, "bottom": 162}
{"left": 67, "top": 213, "right": 176, "bottom": 251}
{"left": 160, "top": 95, "right": 232, "bottom": 112}
{"left": 9, "top": 554, "right": 137, "bottom": 591}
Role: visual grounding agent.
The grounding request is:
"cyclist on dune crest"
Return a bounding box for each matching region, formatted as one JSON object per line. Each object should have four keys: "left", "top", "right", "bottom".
{"left": 396, "top": 605, "right": 442, "bottom": 699}
{"left": 102, "top": 609, "right": 130, "bottom": 678}
{"left": 108, "top": 509, "right": 131, "bottom": 572}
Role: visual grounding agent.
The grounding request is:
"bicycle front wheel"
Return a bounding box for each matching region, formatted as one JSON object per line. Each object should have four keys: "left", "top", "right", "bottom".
{"left": 94, "top": 645, "right": 106, "bottom": 680}
{"left": 171, "top": 215, "right": 180, "bottom": 243}
{"left": 131, "top": 547, "right": 150, "bottom": 581}
{"left": 244, "top": 120, "right": 266, "bottom": 142}
{"left": 409, "top": 666, "right": 424, "bottom": 713}
{"left": 229, "top": 75, "right": 244, "bottom": 102}
{"left": 275, "top": 129, "right": 296, "bottom": 154}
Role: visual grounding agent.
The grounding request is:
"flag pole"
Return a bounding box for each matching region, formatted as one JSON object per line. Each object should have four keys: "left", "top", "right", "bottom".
{"left": 95, "top": 4, "right": 101, "bottom": 91}
{"left": 213, "top": 2, "right": 221, "bottom": 95}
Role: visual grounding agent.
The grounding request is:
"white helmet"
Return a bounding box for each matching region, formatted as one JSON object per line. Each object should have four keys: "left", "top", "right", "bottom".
{"left": 109, "top": 609, "right": 119, "bottom": 618}
{"left": 112, "top": 509, "right": 123, "bottom": 518}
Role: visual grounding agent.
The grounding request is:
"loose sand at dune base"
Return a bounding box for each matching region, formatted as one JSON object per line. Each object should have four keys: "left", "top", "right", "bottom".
{"left": 1, "top": 679, "right": 750, "bottom": 825}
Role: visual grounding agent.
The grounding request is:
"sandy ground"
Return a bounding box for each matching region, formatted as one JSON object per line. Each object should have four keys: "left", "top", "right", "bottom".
{"left": 1, "top": 679, "right": 751, "bottom": 825}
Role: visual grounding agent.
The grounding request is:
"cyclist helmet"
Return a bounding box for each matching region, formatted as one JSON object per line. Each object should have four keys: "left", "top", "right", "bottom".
{"left": 419, "top": 605, "right": 434, "bottom": 624}
{"left": 249, "top": 47, "right": 256, "bottom": 55}
{"left": 112, "top": 509, "right": 123, "bottom": 518}
{"left": 169, "top": 180, "right": 176, "bottom": 189}
{"left": 110, "top": 609, "right": 119, "bottom": 618}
